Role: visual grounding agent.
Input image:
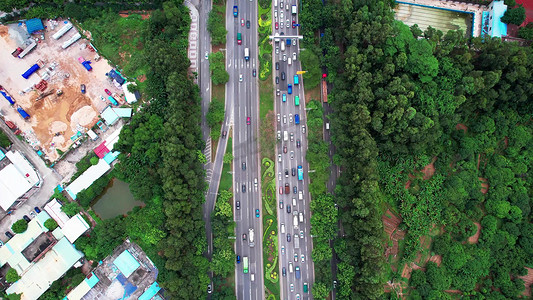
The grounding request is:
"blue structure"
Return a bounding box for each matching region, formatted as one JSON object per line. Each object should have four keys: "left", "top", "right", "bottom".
{"left": 82, "top": 61, "right": 92, "bottom": 71}
{"left": 0, "top": 90, "right": 15, "bottom": 105}
{"left": 22, "top": 64, "right": 40, "bottom": 79}
{"left": 25, "top": 19, "right": 44, "bottom": 34}
{"left": 17, "top": 107, "right": 30, "bottom": 119}
{"left": 139, "top": 282, "right": 161, "bottom": 300}
{"left": 487, "top": 0, "right": 508, "bottom": 37}
{"left": 113, "top": 250, "right": 141, "bottom": 278}
{"left": 108, "top": 69, "right": 125, "bottom": 85}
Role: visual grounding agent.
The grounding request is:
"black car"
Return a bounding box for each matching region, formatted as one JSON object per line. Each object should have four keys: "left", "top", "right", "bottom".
{"left": 253, "top": 69, "right": 256, "bottom": 77}
{"left": 287, "top": 233, "right": 291, "bottom": 242}
{"left": 287, "top": 205, "right": 291, "bottom": 214}
{"left": 276, "top": 62, "right": 280, "bottom": 70}
{"left": 236, "top": 201, "right": 240, "bottom": 210}
{"left": 293, "top": 186, "right": 297, "bottom": 194}
{"left": 282, "top": 267, "right": 287, "bottom": 277}
{"left": 23, "top": 215, "right": 30, "bottom": 222}
{"left": 242, "top": 184, "right": 246, "bottom": 193}
{"left": 285, "top": 169, "right": 289, "bottom": 177}
{"left": 281, "top": 72, "right": 286, "bottom": 81}
{"left": 222, "top": 130, "right": 227, "bottom": 138}
{"left": 246, "top": 20, "right": 250, "bottom": 28}
{"left": 276, "top": 76, "right": 279, "bottom": 84}
{"left": 34, "top": 207, "right": 41, "bottom": 213}
{"left": 242, "top": 233, "right": 247, "bottom": 240}
{"left": 296, "top": 139, "right": 301, "bottom": 148}
{"left": 5, "top": 231, "right": 14, "bottom": 239}
{"left": 242, "top": 162, "right": 246, "bottom": 170}
{"left": 292, "top": 168, "right": 296, "bottom": 176}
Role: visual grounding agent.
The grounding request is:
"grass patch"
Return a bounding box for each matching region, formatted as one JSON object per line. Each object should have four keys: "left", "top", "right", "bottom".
{"left": 262, "top": 158, "right": 279, "bottom": 300}
{"left": 259, "top": 75, "right": 274, "bottom": 121}
{"left": 219, "top": 137, "right": 233, "bottom": 192}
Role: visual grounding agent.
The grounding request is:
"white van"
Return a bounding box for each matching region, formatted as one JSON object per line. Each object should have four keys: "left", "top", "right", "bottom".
{"left": 281, "top": 41, "right": 285, "bottom": 52}
{"left": 299, "top": 212, "right": 303, "bottom": 223}
{"left": 298, "top": 191, "right": 303, "bottom": 200}
{"left": 274, "top": 0, "right": 278, "bottom": 7}
{"left": 283, "top": 130, "right": 288, "bottom": 141}
{"left": 289, "top": 262, "right": 294, "bottom": 273}
{"left": 288, "top": 58, "right": 292, "bottom": 65}
{"left": 326, "top": 122, "right": 330, "bottom": 130}
{"left": 293, "top": 215, "right": 298, "bottom": 228}
{"left": 292, "top": 198, "right": 296, "bottom": 206}
{"left": 251, "top": 273, "right": 255, "bottom": 281}
{"left": 281, "top": 223, "right": 286, "bottom": 233}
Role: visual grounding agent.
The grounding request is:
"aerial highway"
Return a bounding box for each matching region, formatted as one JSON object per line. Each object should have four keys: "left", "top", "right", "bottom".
{"left": 272, "top": 2, "right": 315, "bottom": 299}
{"left": 229, "top": 0, "right": 265, "bottom": 299}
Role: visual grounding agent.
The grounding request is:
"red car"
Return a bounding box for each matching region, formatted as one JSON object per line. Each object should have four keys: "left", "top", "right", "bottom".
{"left": 104, "top": 89, "right": 112, "bottom": 96}
{"left": 292, "top": 21, "right": 296, "bottom": 28}
{"left": 275, "top": 22, "right": 279, "bottom": 30}
{"left": 241, "top": 19, "right": 245, "bottom": 26}
{"left": 246, "top": 117, "right": 251, "bottom": 125}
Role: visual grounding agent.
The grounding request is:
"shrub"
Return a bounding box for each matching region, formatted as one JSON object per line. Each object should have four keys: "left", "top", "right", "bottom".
{"left": 6, "top": 268, "right": 20, "bottom": 283}
{"left": 61, "top": 202, "right": 81, "bottom": 217}
{"left": 0, "top": 131, "right": 11, "bottom": 148}
{"left": 90, "top": 156, "right": 99, "bottom": 165}
{"left": 11, "top": 219, "right": 28, "bottom": 234}
{"left": 44, "top": 218, "right": 58, "bottom": 231}
{"left": 501, "top": 5, "right": 526, "bottom": 25}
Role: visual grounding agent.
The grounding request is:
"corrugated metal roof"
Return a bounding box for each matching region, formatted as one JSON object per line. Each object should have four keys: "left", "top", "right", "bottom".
{"left": 113, "top": 250, "right": 140, "bottom": 278}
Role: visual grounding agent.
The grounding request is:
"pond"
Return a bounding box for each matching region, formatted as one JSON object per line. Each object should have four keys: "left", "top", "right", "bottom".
{"left": 92, "top": 178, "right": 143, "bottom": 220}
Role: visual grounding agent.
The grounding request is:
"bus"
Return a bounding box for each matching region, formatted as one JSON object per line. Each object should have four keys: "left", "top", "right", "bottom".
{"left": 294, "top": 95, "right": 299, "bottom": 106}
{"left": 298, "top": 165, "right": 303, "bottom": 180}
{"left": 243, "top": 256, "right": 249, "bottom": 273}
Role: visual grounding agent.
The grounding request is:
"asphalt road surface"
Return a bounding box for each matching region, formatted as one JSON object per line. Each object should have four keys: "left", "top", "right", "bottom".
{"left": 272, "top": 2, "right": 315, "bottom": 299}
{"left": 228, "top": 0, "right": 266, "bottom": 299}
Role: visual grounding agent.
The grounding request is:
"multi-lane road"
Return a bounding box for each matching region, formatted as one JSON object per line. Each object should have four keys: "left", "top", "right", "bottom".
{"left": 228, "top": 0, "right": 265, "bottom": 299}
{"left": 272, "top": 2, "right": 315, "bottom": 299}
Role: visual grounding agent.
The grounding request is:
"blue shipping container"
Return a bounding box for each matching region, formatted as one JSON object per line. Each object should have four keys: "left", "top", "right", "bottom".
{"left": 17, "top": 107, "right": 30, "bottom": 119}
{"left": 108, "top": 96, "right": 118, "bottom": 106}
{"left": 22, "top": 64, "right": 40, "bottom": 79}
{"left": 0, "top": 91, "right": 15, "bottom": 105}
{"left": 82, "top": 61, "right": 92, "bottom": 71}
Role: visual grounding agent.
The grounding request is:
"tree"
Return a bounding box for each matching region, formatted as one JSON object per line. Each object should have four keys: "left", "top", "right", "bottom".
{"left": 6, "top": 268, "right": 20, "bottom": 283}
{"left": 223, "top": 153, "right": 233, "bottom": 164}
{"left": 518, "top": 22, "right": 533, "bottom": 40}
{"left": 311, "top": 281, "right": 329, "bottom": 299}
{"left": 90, "top": 156, "right": 99, "bottom": 165}
{"left": 299, "top": 49, "right": 321, "bottom": 88}
{"left": 501, "top": 5, "right": 526, "bottom": 25}
{"left": 44, "top": 218, "right": 58, "bottom": 231}
{"left": 61, "top": 201, "right": 81, "bottom": 217}
{"left": 209, "top": 52, "right": 229, "bottom": 85}
{"left": 0, "top": 131, "right": 11, "bottom": 148}
{"left": 11, "top": 219, "right": 28, "bottom": 234}
{"left": 206, "top": 100, "right": 225, "bottom": 128}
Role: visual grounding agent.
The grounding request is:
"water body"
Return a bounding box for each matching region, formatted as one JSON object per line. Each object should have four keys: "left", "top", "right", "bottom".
{"left": 395, "top": 3, "right": 473, "bottom": 37}
{"left": 92, "top": 178, "right": 143, "bottom": 219}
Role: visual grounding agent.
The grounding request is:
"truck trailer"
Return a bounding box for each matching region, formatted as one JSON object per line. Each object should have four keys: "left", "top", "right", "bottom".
{"left": 22, "top": 64, "right": 40, "bottom": 79}
{"left": 18, "top": 41, "right": 37, "bottom": 59}
{"left": 17, "top": 107, "right": 30, "bottom": 119}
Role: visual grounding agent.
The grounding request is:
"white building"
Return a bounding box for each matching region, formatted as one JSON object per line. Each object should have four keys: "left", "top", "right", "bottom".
{"left": 0, "top": 151, "right": 40, "bottom": 210}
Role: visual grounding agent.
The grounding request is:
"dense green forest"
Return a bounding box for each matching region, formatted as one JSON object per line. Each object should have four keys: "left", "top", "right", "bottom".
{"left": 312, "top": 0, "right": 533, "bottom": 298}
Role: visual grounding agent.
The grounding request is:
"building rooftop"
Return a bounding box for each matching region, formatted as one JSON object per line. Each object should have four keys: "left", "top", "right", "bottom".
{"left": 122, "top": 82, "right": 139, "bottom": 104}
{"left": 44, "top": 198, "right": 70, "bottom": 228}
{"left": 0, "top": 151, "right": 40, "bottom": 210}
{"left": 101, "top": 107, "right": 132, "bottom": 126}
{"left": 61, "top": 214, "right": 90, "bottom": 243}
{"left": 113, "top": 250, "right": 141, "bottom": 278}
{"left": 6, "top": 237, "right": 84, "bottom": 300}
{"left": 490, "top": 0, "right": 508, "bottom": 37}
{"left": 65, "top": 272, "right": 100, "bottom": 300}
{"left": 65, "top": 159, "right": 111, "bottom": 200}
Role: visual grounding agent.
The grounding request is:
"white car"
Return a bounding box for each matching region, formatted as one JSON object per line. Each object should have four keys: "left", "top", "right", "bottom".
{"left": 286, "top": 19, "right": 290, "bottom": 28}
{"left": 290, "top": 283, "right": 294, "bottom": 292}
{"left": 289, "top": 113, "right": 293, "bottom": 123}
{"left": 301, "top": 254, "right": 305, "bottom": 263}
{"left": 278, "top": 154, "right": 282, "bottom": 162}
{"left": 205, "top": 51, "right": 209, "bottom": 59}
{"left": 281, "top": 246, "right": 285, "bottom": 254}
{"left": 277, "top": 114, "right": 281, "bottom": 122}
{"left": 274, "top": 10, "right": 278, "bottom": 19}
{"left": 283, "top": 114, "right": 287, "bottom": 124}
{"left": 292, "top": 38, "right": 296, "bottom": 46}
{"left": 293, "top": 52, "right": 297, "bottom": 60}
{"left": 290, "top": 151, "right": 294, "bottom": 159}
{"left": 283, "top": 54, "right": 287, "bottom": 61}
{"left": 278, "top": 172, "right": 282, "bottom": 180}
{"left": 276, "top": 47, "right": 279, "bottom": 54}
{"left": 239, "top": 74, "right": 243, "bottom": 82}
{"left": 280, "top": 21, "right": 284, "bottom": 28}
{"left": 281, "top": 11, "right": 284, "bottom": 20}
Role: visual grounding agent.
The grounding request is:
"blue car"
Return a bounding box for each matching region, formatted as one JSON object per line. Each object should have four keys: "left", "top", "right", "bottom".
{"left": 255, "top": 209, "right": 260, "bottom": 218}
{"left": 237, "top": 255, "right": 241, "bottom": 263}
{"left": 295, "top": 114, "right": 300, "bottom": 124}
{"left": 282, "top": 94, "right": 286, "bottom": 102}
{"left": 288, "top": 84, "right": 292, "bottom": 94}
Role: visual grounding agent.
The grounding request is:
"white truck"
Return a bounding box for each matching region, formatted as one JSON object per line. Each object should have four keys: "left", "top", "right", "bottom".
{"left": 249, "top": 228, "right": 255, "bottom": 247}
{"left": 293, "top": 215, "right": 298, "bottom": 228}
{"left": 244, "top": 48, "right": 250, "bottom": 61}
{"left": 291, "top": 5, "right": 297, "bottom": 15}
{"left": 294, "top": 235, "right": 300, "bottom": 249}
{"left": 284, "top": 130, "right": 288, "bottom": 141}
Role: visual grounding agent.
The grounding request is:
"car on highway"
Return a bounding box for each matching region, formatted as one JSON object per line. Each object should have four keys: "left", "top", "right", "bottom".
{"left": 293, "top": 52, "right": 297, "bottom": 60}
{"left": 293, "top": 197, "right": 297, "bottom": 206}
{"left": 23, "top": 215, "right": 30, "bottom": 222}
{"left": 34, "top": 207, "right": 41, "bottom": 213}
{"left": 280, "top": 21, "right": 284, "bottom": 28}
{"left": 241, "top": 18, "right": 245, "bottom": 26}
{"left": 285, "top": 169, "right": 289, "bottom": 177}
{"left": 276, "top": 62, "right": 279, "bottom": 70}
{"left": 293, "top": 186, "right": 297, "bottom": 194}
{"left": 242, "top": 233, "right": 247, "bottom": 240}
{"left": 253, "top": 69, "right": 256, "bottom": 77}
{"left": 281, "top": 72, "right": 285, "bottom": 81}
{"left": 236, "top": 201, "right": 240, "bottom": 210}
{"left": 290, "top": 151, "right": 294, "bottom": 159}
{"left": 283, "top": 54, "right": 287, "bottom": 61}
{"left": 256, "top": 209, "right": 260, "bottom": 218}
{"left": 237, "top": 255, "right": 241, "bottom": 263}
{"left": 278, "top": 154, "right": 282, "bottom": 162}
{"left": 283, "top": 146, "right": 287, "bottom": 153}
{"left": 276, "top": 76, "right": 279, "bottom": 84}
{"left": 242, "top": 184, "right": 246, "bottom": 193}
{"left": 282, "top": 267, "right": 287, "bottom": 276}
{"left": 239, "top": 74, "right": 243, "bottom": 82}
{"left": 296, "top": 294, "right": 300, "bottom": 300}
{"left": 286, "top": 19, "right": 290, "bottom": 28}
{"left": 205, "top": 51, "right": 209, "bottom": 59}
{"left": 222, "top": 130, "right": 227, "bottom": 138}
{"left": 254, "top": 178, "right": 258, "bottom": 188}
{"left": 301, "top": 254, "right": 305, "bottom": 263}
{"left": 233, "top": 5, "right": 238, "bottom": 17}
{"left": 294, "top": 253, "right": 298, "bottom": 262}
{"left": 295, "top": 266, "right": 301, "bottom": 279}
{"left": 277, "top": 114, "right": 281, "bottom": 122}
{"left": 292, "top": 38, "right": 296, "bottom": 45}
{"left": 300, "top": 230, "right": 304, "bottom": 238}
{"left": 304, "top": 283, "right": 309, "bottom": 293}
{"left": 292, "top": 168, "right": 296, "bottom": 176}
{"left": 277, "top": 88, "right": 280, "bottom": 96}
{"left": 290, "top": 283, "right": 294, "bottom": 292}
{"left": 279, "top": 201, "right": 284, "bottom": 209}
{"left": 292, "top": 20, "right": 296, "bottom": 28}
{"left": 281, "top": 223, "right": 286, "bottom": 233}
{"left": 282, "top": 93, "right": 286, "bottom": 102}
{"left": 287, "top": 233, "right": 291, "bottom": 242}
{"left": 247, "top": 117, "right": 251, "bottom": 125}
{"left": 278, "top": 171, "right": 282, "bottom": 180}
{"left": 285, "top": 183, "right": 290, "bottom": 194}
{"left": 289, "top": 262, "right": 293, "bottom": 272}
{"left": 242, "top": 162, "right": 246, "bottom": 170}
{"left": 289, "top": 113, "right": 293, "bottom": 123}
{"left": 276, "top": 46, "right": 279, "bottom": 54}
{"left": 288, "top": 84, "right": 292, "bottom": 94}
{"left": 281, "top": 246, "right": 285, "bottom": 254}
{"left": 302, "top": 125, "right": 306, "bottom": 133}
{"left": 277, "top": 131, "right": 281, "bottom": 140}
{"left": 5, "top": 231, "right": 13, "bottom": 239}
{"left": 275, "top": 22, "right": 279, "bottom": 29}
{"left": 290, "top": 132, "right": 294, "bottom": 141}
{"left": 287, "top": 205, "right": 291, "bottom": 213}
{"left": 283, "top": 115, "right": 287, "bottom": 124}
{"left": 296, "top": 139, "right": 301, "bottom": 148}
{"left": 279, "top": 186, "right": 283, "bottom": 194}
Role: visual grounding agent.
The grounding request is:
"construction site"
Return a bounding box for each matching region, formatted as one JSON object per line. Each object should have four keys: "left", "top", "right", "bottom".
{"left": 0, "top": 19, "right": 130, "bottom": 163}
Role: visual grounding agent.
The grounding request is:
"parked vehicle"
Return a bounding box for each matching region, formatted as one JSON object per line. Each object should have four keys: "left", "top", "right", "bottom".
{"left": 34, "top": 207, "right": 41, "bottom": 213}
{"left": 23, "top": 215, "right": 30, "bottom": 222}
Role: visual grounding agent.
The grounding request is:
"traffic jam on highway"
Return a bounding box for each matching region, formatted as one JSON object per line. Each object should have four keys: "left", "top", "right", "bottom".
{"left": 273, "top": 1, "right": 311, "bottom": 299}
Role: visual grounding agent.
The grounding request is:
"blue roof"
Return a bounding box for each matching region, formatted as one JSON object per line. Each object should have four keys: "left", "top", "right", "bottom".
{"left": 85, "top": 272, "right": 99, "bottom": 288}
{"left": 113, "top": 250, "right": 140, "bottom": 278}
{"left": 25, "top": 19, "right": 44, "bottom": 34}
{"left": 103, "top": 151, "right": 119, "bottom": 165}
{"left": 139, "top": 282, "right": 161, "bottom": 300}
{"left": 491, "top": 1, "right": 508, "bottom": 37}
{"left": 0, "top": 149, "right": 5, "bottom": 161}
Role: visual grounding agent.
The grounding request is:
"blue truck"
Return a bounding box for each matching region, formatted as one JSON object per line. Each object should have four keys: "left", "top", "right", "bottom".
{"left": 22, "top": 64, "right": 40, "bottom": 79}
{"left": 17, "top": 107, "right": 30, "bottom": 119}
{"left": 286, "top": 38, "right": 291, "bottom": 46}
{"left": 294, "top": 75, "right": 299, "bottom": 85}
{"left": 288, "top": 84, "right": 292, "bottom": 94}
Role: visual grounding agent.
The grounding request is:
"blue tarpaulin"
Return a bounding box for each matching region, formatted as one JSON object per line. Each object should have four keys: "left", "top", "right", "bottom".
{"left": 0, "top": 90, "right": 15, "bottom": 105}
{"left": 82, "top": 61, "right": 92, "bottom": 71}
{"left": 17, "top": 107, "right": 30, "bottom": 119}
{"left": 25, "top": 18, "right": 44, "bottom": 34}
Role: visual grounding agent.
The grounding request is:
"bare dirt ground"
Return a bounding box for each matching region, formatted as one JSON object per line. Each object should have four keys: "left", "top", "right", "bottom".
{"left": 0, "top": 20, "right": 124, "bottom": 162}
{"left": 519, "top": 267, "right": 533, "bottom": 296}
{"left": 383, "top": 209, "right": 405, "bottom": 263}
{"left": 468, "top": 222, "right": 481, "bottom": 244}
